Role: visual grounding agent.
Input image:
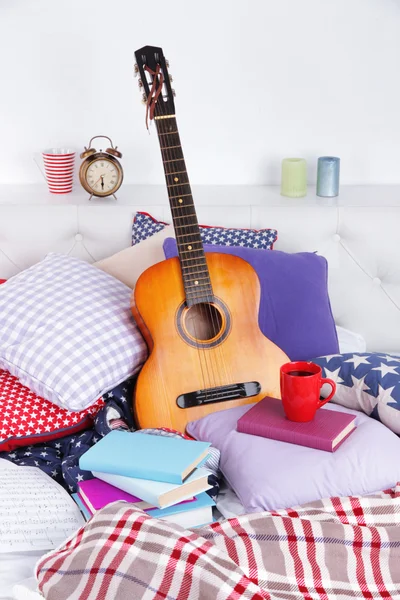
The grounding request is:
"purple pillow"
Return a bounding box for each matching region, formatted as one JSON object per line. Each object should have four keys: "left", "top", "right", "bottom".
{"left": 187, "top": 403, "right": 400, "bottom": 512}
{"left": 163, "top": 238, "right": 338, "bottom": 361}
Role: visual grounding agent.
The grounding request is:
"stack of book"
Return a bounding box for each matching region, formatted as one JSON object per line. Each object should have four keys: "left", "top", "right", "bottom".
{"left": 75, "top": 430, "right": 215, "bottom": 528}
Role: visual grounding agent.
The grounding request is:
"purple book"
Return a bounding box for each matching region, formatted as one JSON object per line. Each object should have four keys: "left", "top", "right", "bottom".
{"left": 237, "top": 397, "right": 356, "bottom": 452}
{"left": 78, "top": 478, "right": 194, "bottom": 514}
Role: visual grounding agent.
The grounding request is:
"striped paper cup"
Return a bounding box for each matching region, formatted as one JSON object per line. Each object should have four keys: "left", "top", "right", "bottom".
{"left": 42, "top": 148, "right": 75, "bottom": 194}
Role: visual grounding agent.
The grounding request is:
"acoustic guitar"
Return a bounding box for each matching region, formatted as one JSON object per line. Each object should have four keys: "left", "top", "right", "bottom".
{"left": 132, "top": 46, "right": 289, "bottom": 433}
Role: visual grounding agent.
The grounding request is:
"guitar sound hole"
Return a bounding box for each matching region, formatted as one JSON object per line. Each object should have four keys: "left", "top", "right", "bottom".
{"left": 184, "top": 303, "right": 223, "bottom": 342}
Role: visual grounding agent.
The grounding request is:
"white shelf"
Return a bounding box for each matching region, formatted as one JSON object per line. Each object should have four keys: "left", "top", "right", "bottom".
{"left": 0, "top": 184, "right": 400, "bottom": 207}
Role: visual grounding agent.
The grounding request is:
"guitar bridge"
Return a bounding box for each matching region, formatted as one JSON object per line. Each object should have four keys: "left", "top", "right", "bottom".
{"left": 176, "top": 382, "right": 261, "bottom": 409}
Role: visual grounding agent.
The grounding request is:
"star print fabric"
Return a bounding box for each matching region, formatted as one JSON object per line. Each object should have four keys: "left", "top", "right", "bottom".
{"left": 132, "top": 211, "right": 278, "bottom": 250}
{"left": 0, "top": 369, "right": 105, "bottom": 452}
{"left": 313, "top": 352, "right": 400, "bottom": 435}
{"left": 0, "top": 378, "right": 136, "bottom": 493}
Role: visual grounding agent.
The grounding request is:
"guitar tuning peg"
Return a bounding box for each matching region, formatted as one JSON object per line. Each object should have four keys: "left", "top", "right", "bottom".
{"left": 141, "top": 92, "right": 148, "bottom": 104}
{"left": 165, "top": 59, "right": 170, "bottom": 68}
{"left": 133, "top": 63, "right": 139, "bottom": 77}
{"left": 172, "top": 89, "right": 176, "bottom": 97}
{"left": 138, "top": 78, "right": 143, "bottom": 88}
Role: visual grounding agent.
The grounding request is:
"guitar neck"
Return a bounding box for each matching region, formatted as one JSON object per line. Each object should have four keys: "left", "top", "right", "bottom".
{"left": 155, "top": 115, "right": 213, "bottom": 306}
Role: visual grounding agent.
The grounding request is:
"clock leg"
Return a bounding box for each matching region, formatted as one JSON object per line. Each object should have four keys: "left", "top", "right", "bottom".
{"left": 89, "top": 193, "right": 94, "bottom": 201}
{"left": 113, "top": 194, "right": 118, "bottom": 200}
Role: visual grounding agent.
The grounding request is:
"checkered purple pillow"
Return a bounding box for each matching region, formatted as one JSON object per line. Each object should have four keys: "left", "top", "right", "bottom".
{"left": 0, "top": 254, "right": 147, "bottom": 411}
{"left": 132, "top": 211, "right": 278, "bottom": 250}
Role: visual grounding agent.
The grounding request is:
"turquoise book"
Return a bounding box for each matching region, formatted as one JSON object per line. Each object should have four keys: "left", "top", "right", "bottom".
{"left": 147, "top": 492, "right": 215, "bottom": 528}
{"left": 71, "top": 493, "right": 92, "bottom": 522}
{"left": 79, "top": 431, "right": 210, "bottom": 484}
{"left": 92, "top": 466, "right": 212, "bottom": 509}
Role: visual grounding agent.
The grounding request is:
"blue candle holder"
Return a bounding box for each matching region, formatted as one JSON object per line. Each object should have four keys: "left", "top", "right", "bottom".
{"left": 317, "top": 157, "right": 340, "bottom": 197}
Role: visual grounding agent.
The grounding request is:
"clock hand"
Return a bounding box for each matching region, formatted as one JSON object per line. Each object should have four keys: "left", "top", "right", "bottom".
{"left": 101, "top": 175, "right": 104, "bottom": 190}
{"left": 93, "top": 174, "right": 105, "bottom": 188}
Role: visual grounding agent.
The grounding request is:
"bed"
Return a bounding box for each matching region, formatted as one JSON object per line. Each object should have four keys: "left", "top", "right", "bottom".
{"left": 1, "top": 185, "right": 400, "bottom": 599}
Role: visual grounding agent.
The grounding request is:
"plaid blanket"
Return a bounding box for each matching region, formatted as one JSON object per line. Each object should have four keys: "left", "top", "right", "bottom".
{"left": 36, "top": 485, "right": 400, "bottom": 600}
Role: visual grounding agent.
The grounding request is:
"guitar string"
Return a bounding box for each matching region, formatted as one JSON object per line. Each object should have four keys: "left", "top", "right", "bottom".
{"left": 155, "top": 93, "right": 213, "bottom": 394}
{"left": 156, "top": 73, "right": 233, "bottom": 393}
{"left": 156, "top": 85, "right": 230, "bottom": 393}
{"left": 157, "top": 103, "right": 220, "bottom": 395}
{"left": 162, "top": 112, "right": 219, "bottom": 395}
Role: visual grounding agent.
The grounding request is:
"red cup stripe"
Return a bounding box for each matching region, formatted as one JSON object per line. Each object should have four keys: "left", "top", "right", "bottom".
{"left": 43, "top": 152, "right": 75, "bottom": 157}
{"left": 48, "top": 186, "right": 73, "bottom": 191}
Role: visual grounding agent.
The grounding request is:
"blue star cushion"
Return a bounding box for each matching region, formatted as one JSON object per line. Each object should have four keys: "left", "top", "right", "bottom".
{"left": 131, "top": 211, "right": 278, "bottom": 250}
{"left": 313, "top": 352, "right": 400, "bottom": 434}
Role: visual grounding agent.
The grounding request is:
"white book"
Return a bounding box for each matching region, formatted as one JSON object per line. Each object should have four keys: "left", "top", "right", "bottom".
{"left": 0, "top": 465, "right": 84, "bottom": 553}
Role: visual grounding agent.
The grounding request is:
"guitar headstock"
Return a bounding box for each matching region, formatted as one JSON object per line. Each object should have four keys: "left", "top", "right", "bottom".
{"left": 134, "top": 45, "right": 175, "bottom": 120}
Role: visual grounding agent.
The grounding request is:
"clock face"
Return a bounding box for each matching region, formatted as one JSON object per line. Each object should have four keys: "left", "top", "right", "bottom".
{"left": 85, "top": 158, "right": 122, "bottom": 195}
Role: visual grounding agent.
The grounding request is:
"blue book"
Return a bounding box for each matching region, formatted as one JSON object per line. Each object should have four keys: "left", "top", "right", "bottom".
{"left": 147, "top": 492, "right": 215, "bottom": 529}
{"left": 92, "top": 466, "right": 211, "bottom": 509}
{"left": 72, "top": 493, "right": 91, "bottom": 522}
{"left": 79, "top": 431, "right": 210, "bottom": 484}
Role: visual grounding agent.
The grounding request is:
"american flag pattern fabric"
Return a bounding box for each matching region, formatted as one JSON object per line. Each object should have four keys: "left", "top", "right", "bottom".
{"left": 0, "top": 378, "right": 136, "bottom": 493}
{"left": 314, "top": 352, "right": 400, "bottom": 434}
{"left": 0, "top": 369, "right": 104, "bottom": 452}
{"left": 132, "top": 211, "right": 278, "bottom": 250}
{"left": 37, "top": 484, "right": 400, "bottom": 600}
{"left": 0, "top": 384, "right": 221, "bottom": 498}
{"left": 0, "top": 254, "right": 148, "bottom": 411}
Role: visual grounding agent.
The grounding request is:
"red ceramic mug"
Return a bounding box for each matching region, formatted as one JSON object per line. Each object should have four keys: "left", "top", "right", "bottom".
{"left": 280, "top": 361, "right": 336, "bottom": 422}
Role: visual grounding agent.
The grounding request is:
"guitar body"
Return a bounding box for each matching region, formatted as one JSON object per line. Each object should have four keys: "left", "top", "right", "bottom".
{"left": 132, "top": 252, "right": 289, "bottom": 432}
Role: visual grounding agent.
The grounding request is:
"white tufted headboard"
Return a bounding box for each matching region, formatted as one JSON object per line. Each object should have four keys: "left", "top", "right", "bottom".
{"left": 0, "top": 184, "right": 399, "bottom": 353}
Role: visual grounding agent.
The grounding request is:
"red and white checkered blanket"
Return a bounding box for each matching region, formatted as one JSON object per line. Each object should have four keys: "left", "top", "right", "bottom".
{"left": 36, "top": 485, "right": 400, "bottom": 599}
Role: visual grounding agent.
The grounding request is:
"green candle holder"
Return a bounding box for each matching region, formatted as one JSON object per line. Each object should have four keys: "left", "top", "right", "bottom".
{"left": 280, "top": 158, "right": 307, "bottom": 198}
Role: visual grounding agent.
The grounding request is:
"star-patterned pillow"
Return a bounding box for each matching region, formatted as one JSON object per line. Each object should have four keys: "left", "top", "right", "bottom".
{"left": 0, "top": 369, "right": 105, "bottom": 452}
{"left": 132, "top": 211, "right": 278, "bottom": 250}
{"left": 314, "top": 352, "right": 400, "bottom": 434}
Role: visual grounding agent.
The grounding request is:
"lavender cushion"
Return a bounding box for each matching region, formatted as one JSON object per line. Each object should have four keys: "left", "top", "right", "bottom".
{"left": 0, "top": 254, "right": 148, "bottom": 411}
{"left": 163, "top": 239, "right": 339, "bottom": 361}
{"left": 187, "top": 403, "right": 400, "bottom": 512}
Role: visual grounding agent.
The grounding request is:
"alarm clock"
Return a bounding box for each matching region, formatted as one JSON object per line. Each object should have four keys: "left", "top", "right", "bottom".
{"left": 79, "top": 135, "right": 123, "bottom": 200}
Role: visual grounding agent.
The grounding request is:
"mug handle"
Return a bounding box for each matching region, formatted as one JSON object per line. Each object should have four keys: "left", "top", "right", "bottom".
{"left": 318, "top": 378, "right": 336, "bottom": 409}
{"left": 33, "top": 154, "right": 47, "bottom": 182}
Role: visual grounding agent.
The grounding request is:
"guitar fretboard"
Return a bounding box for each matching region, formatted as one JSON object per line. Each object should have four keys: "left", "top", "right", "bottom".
{"left": 155, "top": 116, "right": 213, "bottom": 306}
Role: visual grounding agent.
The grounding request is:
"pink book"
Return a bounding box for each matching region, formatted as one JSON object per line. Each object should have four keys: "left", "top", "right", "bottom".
{"left": 78, "top": 478, "right": 195, "bottom": 514}
{"left": 237, "top": 397, "right": 356, "bottom": 452}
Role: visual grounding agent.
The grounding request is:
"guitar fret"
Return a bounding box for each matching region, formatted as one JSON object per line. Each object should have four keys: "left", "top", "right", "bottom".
{"left": 180, "top": 259, "right": 208, "bottom": 265}
{"left": 176, "top": 232, "right": 202, "bottom": 239}
{"left": 180, "top": 242, "right": 205, "bottom": 254}
{"left": 185, "top": 283, "right": 210, "bottom": 290}
{"left": 170, "top": 193, "right": 193, "bottom": 200}
{"left": 158, "top": 131, "right": 179, "bottom": 135}
{"left": 168, "top": 170, "right": 187, "bottom": 175}
{"left": 185, "top": 288, "right": 211, "bottom": 294}
{"left": 160, "top": 145, "right": 181, "bottom": 150}
{"left": 171, "top": 214, "right": 198, "bottom": 220}
{"left": 185, "top": 275, "right": 210, "bottom": 283}
{"left": 174, "top": 224, "right": 199, "bottom": 229}
{"left": 176, "top": 239, "right": 203, "bottom": 250}
{"left": 167, "top": 182, "right": 191, "bottom": 188}
{"left": 182, "top": 265, "right": 210, "bottom": 279}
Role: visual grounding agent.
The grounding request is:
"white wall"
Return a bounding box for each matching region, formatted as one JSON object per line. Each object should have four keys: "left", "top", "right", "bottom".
{"left": 1, "top": 0, "right": 400, "bottom": 186}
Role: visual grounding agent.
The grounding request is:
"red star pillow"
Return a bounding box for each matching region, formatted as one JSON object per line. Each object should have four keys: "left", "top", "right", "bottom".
{"left": 0, "top": 370, "right": 104, "bottom": 452}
